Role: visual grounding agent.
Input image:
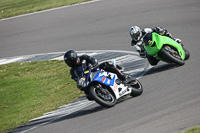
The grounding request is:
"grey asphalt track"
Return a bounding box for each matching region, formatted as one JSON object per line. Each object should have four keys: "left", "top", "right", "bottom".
{"left": 1, "top": 0, "right": 200, "bottom": 133}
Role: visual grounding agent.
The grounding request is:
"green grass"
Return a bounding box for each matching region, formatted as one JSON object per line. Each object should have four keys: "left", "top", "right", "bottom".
{"left": 0, "top": 0, "right": 92, "bottom": 19}
{"left": 0, "top": 60, "right": 84, "bottom": 133}
{"left": 178, "top": 127, "right": 200, "bottom": 133}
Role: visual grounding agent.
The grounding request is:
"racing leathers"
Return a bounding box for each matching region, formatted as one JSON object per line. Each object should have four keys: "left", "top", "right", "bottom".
{"left": 70, "top": 55, "right": 126, "bottom": 84}
{"left": 70, "top": 54, "right": 98, "bottom": 82}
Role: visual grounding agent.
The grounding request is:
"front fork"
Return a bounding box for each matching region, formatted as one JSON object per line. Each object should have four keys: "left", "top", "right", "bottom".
{"left": 97, "top": 84, "right": 108, "bottom": 95}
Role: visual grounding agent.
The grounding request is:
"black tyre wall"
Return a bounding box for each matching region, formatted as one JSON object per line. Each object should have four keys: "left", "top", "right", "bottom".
{"left": 88, "top": 85, "right": 116, "bottom": 108}
{"left": 159, "top": 46, "right": 185, "bottom": 66}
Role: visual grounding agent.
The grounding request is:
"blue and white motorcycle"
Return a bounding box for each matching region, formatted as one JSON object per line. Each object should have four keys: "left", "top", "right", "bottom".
{"left": 74, "top": 61, "right": 143, "bottom": 108}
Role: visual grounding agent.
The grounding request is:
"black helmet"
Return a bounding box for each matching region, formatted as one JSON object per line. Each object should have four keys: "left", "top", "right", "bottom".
{"left": 64, "top": 50, "right": 78, "bottom": 67}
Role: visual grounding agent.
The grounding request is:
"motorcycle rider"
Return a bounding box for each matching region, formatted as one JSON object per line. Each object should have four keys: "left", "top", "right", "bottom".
{"left": 129, "top": 26, "right": 182, "bottom": 65}
{"left": 64, "top": 50, "right": 127, "bottom": 86}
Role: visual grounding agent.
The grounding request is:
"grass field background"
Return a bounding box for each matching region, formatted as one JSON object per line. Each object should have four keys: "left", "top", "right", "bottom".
{"left": 0, "top": 0, "right": 91, "bottom": 19}
{"left": 178, "top": 127, "right": 200, "bottom": 133}
{"left": 0, "top": 60, "right": 83, "bottom": 132}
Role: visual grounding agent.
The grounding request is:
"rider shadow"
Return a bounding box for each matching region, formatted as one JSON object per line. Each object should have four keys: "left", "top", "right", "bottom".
{"left": 144, "top": 63, "right": 180, "bottom": 76}
{"left": 52, "top": 105, "right": 105, "bottom": 123}
{"left": 10, "top": 105, "right": 106, "bottom": 133}
{"left": 53, "top": 97, "right": 134, "bottom": 123}
{"left": 53, "top": 98, "right": 133, "bottom": 124}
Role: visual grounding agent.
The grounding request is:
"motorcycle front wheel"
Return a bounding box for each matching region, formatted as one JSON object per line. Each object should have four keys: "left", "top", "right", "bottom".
{"left": 88, "top": 84, "right": 116, "bottom": 108}
{"left": 159, "top": 45, "right": 185, "bottom": 66}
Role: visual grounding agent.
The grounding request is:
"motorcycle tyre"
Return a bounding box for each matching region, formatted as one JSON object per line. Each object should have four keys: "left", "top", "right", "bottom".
{"left": 159, "top": 46, "right": 185, "bottom": 66}
{"left": 130, "top": 79, "right": 143, "bottom": 97}
{"left": 88, "top": 85, "right": 117, "bottom": 108}
{"left": 183, "top": 47, "right": 190, "bottom": 60}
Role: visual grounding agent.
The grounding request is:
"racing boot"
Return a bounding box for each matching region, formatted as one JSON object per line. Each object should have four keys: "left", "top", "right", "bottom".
{"left": 175, "top": 38, "right": 182, "bottom": 44}
{"left": 117, "top": 72, "right": 130, "bottom": 84}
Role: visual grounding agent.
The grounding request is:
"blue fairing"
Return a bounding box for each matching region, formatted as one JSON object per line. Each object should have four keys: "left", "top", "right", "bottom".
{"left": 92, "top": 72, "right": 115, "bottom": 86}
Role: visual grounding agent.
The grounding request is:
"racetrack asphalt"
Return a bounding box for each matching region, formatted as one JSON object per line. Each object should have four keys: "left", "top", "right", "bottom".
{"left": 1, "top": 0, "right": 200, "bottom": 133}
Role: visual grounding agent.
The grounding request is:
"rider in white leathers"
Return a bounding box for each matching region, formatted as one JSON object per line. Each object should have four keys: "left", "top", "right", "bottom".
{"left": 129, "top": 26, "right": 182, "bottom": 65}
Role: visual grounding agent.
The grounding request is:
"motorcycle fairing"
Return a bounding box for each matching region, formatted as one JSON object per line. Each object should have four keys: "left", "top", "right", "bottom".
{"left": 92, "top": 71, "right": 115, "bottom": 86}
{"left": 145, "top": 32, "right": 185, "bottom": 60}
{"left": 91, "top": 71, "right": 131, "bottom": 99}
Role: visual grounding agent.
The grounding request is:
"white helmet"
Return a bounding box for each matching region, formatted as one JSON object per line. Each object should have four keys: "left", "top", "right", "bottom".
{"left": 129, "top": 26, "right": 142, "bottom": 41}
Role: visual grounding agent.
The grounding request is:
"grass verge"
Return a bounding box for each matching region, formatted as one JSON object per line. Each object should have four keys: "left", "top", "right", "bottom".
{"left": 0, "top": 60, "right": 83, "bottom": 133}
{"left": 0, "top": 0, "right": 92, "bottom": 19}
{"left": 178, "top": 126, "right": 200, "bottom": 133}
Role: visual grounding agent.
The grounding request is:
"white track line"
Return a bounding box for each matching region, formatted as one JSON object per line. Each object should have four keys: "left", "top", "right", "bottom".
{"left": 21, "top": 101, "right": 95, "bottom": 133}
{"left": 30, "top": 100, "right": 95, "bottom": 121}
{"left": 0, "top": 57, "right": 24, "bottom": 65}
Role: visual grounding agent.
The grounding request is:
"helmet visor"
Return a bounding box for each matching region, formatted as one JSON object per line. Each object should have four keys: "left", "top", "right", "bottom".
{"left": 131, "top": 31, "right": 140, "bottom": 40}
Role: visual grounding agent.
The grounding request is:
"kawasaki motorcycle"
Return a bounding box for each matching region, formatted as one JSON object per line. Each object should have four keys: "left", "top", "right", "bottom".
{"left": 144, "top": 32, "right": 190, "bottom": 65}
{"left": 74, "top": 61, "right": 143, "bottom": 108}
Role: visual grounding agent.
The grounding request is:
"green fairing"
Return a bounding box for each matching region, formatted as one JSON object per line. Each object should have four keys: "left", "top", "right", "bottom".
{"left": 144, "top": 32, "right": 185, "bottom": 60}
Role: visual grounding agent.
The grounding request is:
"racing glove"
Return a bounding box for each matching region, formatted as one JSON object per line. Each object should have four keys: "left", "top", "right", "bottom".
{"left": 78, "top": 77, "right": 86, "bottom": 88}
{"left": 88, "top": 63, "right": 98, "bottom": 71}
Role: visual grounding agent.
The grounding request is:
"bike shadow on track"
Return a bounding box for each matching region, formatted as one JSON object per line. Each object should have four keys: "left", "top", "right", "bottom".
{"left": 144, "top": 63, "right": 181, "bottom": 76}
{"left": 52, "top": 105, "right": 105, "bottom": 123}
{"left": 51, "top": 96, "right": 134, "bottom": 124}
{"left": 9, "top": 104, "right": 106, "bottom": 133}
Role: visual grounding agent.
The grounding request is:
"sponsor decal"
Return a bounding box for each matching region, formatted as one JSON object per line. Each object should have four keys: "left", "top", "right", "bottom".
{"left": 101, "top": 76, "right": 106, "bottom": 83}
{"left": 119, "top": 88, "right": 128, "bottom": 96}
{"left": 148, "top": 40, "right": 152, "bottom": 45}
{"left": 113, "top": 83, "right": 118, "bottom": 92}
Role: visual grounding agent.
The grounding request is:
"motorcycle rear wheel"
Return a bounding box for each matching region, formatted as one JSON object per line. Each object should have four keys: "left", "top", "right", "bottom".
{"left": 159, "top": 45, "right": 185, "bottom": 66}
{"left": 88, "top": 85, "right": 117, "bottom": 108}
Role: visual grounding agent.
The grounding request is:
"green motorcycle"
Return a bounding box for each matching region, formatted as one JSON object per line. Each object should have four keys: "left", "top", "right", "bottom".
{"left": 143, "top": 32, "right": 190, "bottom": 66}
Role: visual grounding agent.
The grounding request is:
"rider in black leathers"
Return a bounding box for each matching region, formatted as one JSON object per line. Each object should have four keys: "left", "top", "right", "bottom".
{"left": 64, "top": 50, "right": 126, "bottom": 84}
